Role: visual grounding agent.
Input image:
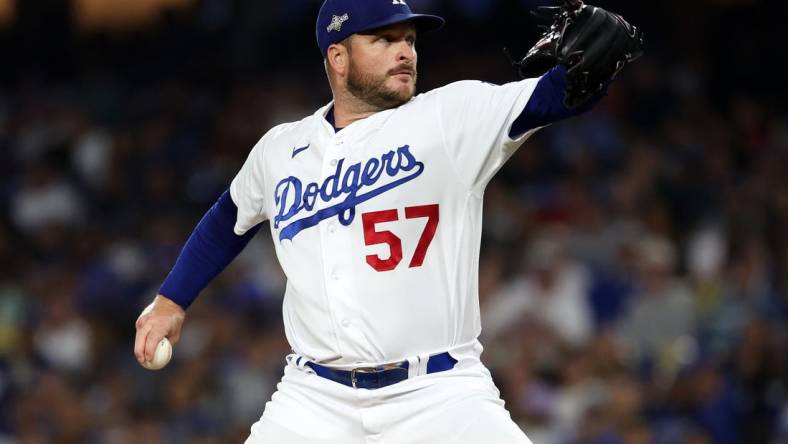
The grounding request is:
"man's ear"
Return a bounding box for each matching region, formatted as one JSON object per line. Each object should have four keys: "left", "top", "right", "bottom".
{"left": 326, "top": 42, "right": 349, "bottom": 77}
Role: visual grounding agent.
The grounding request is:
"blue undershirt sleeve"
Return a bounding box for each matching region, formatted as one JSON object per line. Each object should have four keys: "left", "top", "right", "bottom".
{"left": 159, "top": 189, "right": 261, "bottom": 309}
{"left": 509, "top": 64, "right": 606, "bottom": 139}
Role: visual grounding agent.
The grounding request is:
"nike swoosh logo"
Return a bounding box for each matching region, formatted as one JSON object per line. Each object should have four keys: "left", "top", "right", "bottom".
{"left": 292, "top": 144, "right": 310, "bottom": 158}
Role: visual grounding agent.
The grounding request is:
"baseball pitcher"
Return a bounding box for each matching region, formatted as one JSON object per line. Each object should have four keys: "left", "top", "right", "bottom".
{"left": 134, "top": 0, "right": 643, "bottom": 442}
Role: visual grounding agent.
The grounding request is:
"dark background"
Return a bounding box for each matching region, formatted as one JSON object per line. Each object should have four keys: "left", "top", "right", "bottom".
{"left": 0, "top": 0, "right": 786, "bottom": 443}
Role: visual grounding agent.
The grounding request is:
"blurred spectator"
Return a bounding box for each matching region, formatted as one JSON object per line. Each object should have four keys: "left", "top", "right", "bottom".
{"left": 482, "top": 232, "right": 594, "bottom": 347}
{"left": 10, "top": 164, "right": 85, "bottom": 233}
{"left": 616, "top": 234, "right": 696, "bottom": 375}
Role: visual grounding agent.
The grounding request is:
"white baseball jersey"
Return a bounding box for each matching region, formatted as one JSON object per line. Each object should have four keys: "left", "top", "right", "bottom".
{"left": 230, "top": 78, "right": 541, "bottom": 367}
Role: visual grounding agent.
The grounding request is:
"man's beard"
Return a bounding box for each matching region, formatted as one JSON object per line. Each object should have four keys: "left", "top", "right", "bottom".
{"left": 347, "top": 61, "right": 417, "bottom": 110}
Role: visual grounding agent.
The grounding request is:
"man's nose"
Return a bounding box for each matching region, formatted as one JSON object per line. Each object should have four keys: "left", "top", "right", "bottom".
{"left": 397, "top": 41, "right": 416, "bottom": 62}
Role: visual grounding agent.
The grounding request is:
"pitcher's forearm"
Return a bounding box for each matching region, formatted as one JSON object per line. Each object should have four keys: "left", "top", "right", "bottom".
{"left": 159, "top": 189, "right": 261, "bottom": 309}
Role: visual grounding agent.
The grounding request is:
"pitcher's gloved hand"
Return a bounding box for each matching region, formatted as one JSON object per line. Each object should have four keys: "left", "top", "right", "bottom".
{"left": 515, "top": 0, "right": 644, "bottom": 109}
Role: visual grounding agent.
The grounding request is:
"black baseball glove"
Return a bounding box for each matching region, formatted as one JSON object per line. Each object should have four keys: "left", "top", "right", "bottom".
{"left": 513, "top": 0, "right": 644, "bottom": 109}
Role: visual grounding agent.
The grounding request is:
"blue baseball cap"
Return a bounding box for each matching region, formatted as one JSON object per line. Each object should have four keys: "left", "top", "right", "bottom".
{"left": 316, "top": 0, "right": 445, "bottom": 56}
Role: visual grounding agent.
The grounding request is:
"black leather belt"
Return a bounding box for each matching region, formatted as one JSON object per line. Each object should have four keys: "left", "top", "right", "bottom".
{"left": 304, "top": 352, "right": 457, "bottom": 389}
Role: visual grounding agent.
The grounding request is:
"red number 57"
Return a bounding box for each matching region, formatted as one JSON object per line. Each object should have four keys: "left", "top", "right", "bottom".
{"left": 361, "top": 204, "right": 439, "bottom": 272}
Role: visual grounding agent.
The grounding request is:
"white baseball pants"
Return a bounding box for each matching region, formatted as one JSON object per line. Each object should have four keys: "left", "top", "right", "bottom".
{"left": 243, "top": 356, "right": 532, "bottom": 444}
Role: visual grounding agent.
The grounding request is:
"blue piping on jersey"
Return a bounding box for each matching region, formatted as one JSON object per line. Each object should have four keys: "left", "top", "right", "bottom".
{"left": 159, "top": 190, "right": 260, "bottom": 309}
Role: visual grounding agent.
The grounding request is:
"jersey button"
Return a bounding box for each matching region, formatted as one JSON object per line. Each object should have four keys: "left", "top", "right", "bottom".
{"left": 330, "top": 159, "right": 338, "bottom": 167}
{"left": 341, "top": 319, "right": 351, "bottom": 328}
{"left": 328, "top": 222, "right": 336, "bottom": 233}
{"left": 331, "top": 271, "right": 340, "bottom": 280}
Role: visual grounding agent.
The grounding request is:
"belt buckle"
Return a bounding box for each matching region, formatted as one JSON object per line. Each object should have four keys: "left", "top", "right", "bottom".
{"left": 350, "top": 367, "right": 378, "bottom": 389}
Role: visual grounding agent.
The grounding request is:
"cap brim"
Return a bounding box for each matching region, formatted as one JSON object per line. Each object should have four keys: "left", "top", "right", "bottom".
{"left": 356, "top": 13, "right": 445, "bottom": 35}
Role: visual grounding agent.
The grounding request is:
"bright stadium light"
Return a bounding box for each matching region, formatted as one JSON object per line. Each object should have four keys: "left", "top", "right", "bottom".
{"left": 0, "top": 0, "right": 15, "bottom": 29}
{"left": 72, "top": 0, "right": 195, "bottom": 31}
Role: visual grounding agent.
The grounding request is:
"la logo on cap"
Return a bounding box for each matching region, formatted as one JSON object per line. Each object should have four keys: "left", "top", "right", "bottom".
{"left": 327, "top": 13, "right": 349, "bottom": 32}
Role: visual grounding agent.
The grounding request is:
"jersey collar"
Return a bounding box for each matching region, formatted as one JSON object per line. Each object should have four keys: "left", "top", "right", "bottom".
{"left": 315, "top": 100, "right": 399, "bottom": 135}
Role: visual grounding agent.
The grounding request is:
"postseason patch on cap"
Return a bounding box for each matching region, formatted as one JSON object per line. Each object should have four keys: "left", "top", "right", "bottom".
{"left": 327, "top": 13, "right": 350, "bottom": 33}
{"left": 316, "top": 0, "right": 445, "bottom": 55}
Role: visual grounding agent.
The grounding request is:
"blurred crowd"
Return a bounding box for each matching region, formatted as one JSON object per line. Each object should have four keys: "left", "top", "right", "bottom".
{"left": 1, "top": 0, "right": 787, "bottom": 443}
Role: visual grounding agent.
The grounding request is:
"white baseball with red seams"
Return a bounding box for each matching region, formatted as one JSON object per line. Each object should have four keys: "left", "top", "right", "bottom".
{"left": 142, "top": 337, "right": 172, "bottom": 370}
